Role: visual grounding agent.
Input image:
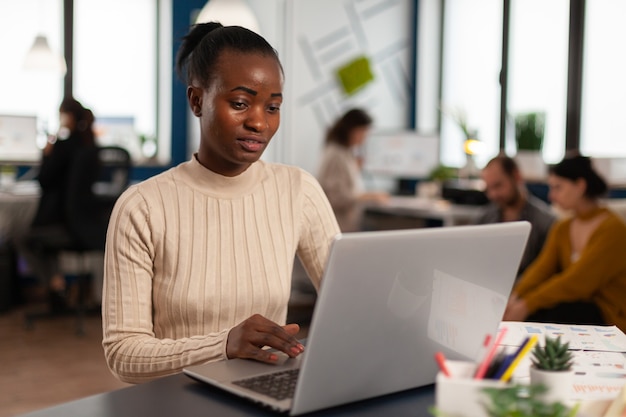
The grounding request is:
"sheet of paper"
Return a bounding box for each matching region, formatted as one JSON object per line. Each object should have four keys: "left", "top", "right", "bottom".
{"left": 499, "top": 322, "right": 626, "bottom": 352}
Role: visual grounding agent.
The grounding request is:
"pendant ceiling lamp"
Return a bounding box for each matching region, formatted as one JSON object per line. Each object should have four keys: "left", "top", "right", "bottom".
{"left": 195, "top": 0, "right": 261, "bottom": 34}
{"left": 23, "top": 34, "right": 67, "bottom": 75}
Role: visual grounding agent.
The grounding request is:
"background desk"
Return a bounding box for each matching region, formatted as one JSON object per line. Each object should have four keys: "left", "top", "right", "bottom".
{"left": 365, "top": 196, "right": 484, "bottom": 228}
{"left": 18, "top": 373, "right": 435, "bottom": 417}
{"left": 0, "top": 181, "right": 106, "bottom": 307}
{"left": 0, "top": 183, "right": 40, "bottom": 245}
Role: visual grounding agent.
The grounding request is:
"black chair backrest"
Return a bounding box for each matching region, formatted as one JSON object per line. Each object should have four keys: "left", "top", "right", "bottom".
{"left": 93, "top": 146, "right": 132, "bottom": 201}
{"left": 65, "top": 145, "right": 132, "bottom": 250}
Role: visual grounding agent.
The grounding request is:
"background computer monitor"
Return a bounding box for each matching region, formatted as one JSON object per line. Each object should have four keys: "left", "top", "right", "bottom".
{"left": 0, "top": 114, "right": 41, "bottom": 164}
{"left": 362, "top": 130, "right": 440, "bottom": 178}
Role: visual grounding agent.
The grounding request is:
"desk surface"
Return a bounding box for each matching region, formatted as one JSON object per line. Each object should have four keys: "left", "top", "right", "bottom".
{"left": 0, "top": 182, "right": 39, "bottom": 243}
{"left": 18, "top": 373, "right": 435, "bottom": 417}
{"left": 366, "top": 196, "right": 484, "bottom": 227}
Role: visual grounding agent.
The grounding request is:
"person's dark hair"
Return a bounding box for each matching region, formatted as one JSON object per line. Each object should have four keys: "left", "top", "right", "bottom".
{"left": 549, "top": 155, "right": 608, "bottom": 199}
{"left": 176, "top": 22, "right": 282, "bottom": 88}
{"left": 325, "top": 108, "right": 373, "bottom": 147}
{"left": 485, "top": 154, "right": 519, "bottom": 178}
{"left": 59, "top": 96, "right": 95, "bottom": 146}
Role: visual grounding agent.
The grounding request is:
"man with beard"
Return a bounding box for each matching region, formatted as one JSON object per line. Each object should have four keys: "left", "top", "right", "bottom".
{"left": 477, "top": 155, "right": 556, "bottom": 277}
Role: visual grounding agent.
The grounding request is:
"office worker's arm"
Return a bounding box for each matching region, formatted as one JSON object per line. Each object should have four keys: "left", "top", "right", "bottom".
{"left": 37, "top": 139, "right": 73, "bottom": 189}
{"left": 511, "top": 221, "right": 562, "bottom": 297}
{"left": 503, "top": 221, "right": 562, "bottom": 321}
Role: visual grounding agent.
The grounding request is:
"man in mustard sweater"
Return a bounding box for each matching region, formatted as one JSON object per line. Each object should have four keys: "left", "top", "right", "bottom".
{"left": 504, "top": 155, "right": 626, "bottom": 331}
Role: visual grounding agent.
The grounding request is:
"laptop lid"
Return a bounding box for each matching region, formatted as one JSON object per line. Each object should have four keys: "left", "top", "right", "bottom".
{"left": 184, "top": 221, "right": 530, "bottom": 415}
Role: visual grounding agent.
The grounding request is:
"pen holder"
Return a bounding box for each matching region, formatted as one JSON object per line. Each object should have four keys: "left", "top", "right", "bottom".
{"left": 435, "top": 360, "right": 511, "bottom": 417}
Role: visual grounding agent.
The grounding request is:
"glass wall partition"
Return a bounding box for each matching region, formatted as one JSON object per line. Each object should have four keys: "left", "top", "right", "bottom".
{"left": 0, "top": 0, "right": 64, "bottom": 160}
{"left": 74, "top": 0, "right": 170, "bottom": 164}
{"left": 580, "top": 0, "right": 626, "bottom": 158}
{"left": 507, "top": 0, "right": 569, "bottom": 164}
{"left": 439, "top": 0, "right": 503, "bottom": 168}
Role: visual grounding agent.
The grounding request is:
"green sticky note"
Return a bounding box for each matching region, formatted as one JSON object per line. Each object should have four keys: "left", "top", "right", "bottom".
{"left": 336, "top": 55, "right": 374, "bottom": 95}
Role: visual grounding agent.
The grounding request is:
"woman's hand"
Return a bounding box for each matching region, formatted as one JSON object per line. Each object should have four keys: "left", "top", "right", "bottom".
{"left": 502, "top": 294, "right": 529, "bottom": 321}
{"left": 226, "top": 314, "right": 305, "bottom": 363}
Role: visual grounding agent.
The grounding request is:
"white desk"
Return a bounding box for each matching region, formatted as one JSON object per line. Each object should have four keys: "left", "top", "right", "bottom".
{"left": 0, "top": 181, "right": 40, "bottom": 245}
{"left": 366, "top": 196, "right": 484, "bottom": 227}
{"left": 0, "top": 181, "right": 109, "bottom": 304}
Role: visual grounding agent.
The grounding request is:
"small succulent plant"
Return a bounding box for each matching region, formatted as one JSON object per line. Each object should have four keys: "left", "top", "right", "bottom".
{"left": 429, "top": 384, "right": 579, "bottom": 417}
{"left": 531, "top": 336, "right": 574, "bottom": 371}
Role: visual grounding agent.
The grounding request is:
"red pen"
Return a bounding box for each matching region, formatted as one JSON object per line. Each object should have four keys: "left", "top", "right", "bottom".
{"left": 474, "top": 327, "right": 508, "bottom": 379}
{"left": 435, "top": 352, "right": 451, "bottom": 377}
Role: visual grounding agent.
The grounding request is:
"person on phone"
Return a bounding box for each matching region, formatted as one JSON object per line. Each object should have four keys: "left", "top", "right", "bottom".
{"left": 24, "top": 97, "right": 99, "bottom": 311}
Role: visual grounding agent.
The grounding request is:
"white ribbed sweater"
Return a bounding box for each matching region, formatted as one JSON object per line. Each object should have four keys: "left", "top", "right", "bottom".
{"left": 102, "top": 157, "right": 340, "bottom": 383}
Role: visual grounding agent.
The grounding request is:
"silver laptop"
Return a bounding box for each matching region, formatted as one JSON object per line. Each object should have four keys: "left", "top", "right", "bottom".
{"left": 184, "top": 221, "right": 530, "bottom": 415}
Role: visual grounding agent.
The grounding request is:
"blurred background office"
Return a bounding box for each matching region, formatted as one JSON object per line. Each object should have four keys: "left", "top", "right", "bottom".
{"left": 1, "top": 0, "right": 626, "bottom": 415}
{"left": 2, "top": 0, "right": 626, "bottom": 186}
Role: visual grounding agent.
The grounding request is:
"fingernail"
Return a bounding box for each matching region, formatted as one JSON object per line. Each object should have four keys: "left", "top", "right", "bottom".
{"left": 269, "top": 353, "right": 278, "bottom": 362}
{"left": 296, "top": 343, "right": 304, "bottom": 352}
{"left": 290, "top": 346, "right": 301, "bottom": 355}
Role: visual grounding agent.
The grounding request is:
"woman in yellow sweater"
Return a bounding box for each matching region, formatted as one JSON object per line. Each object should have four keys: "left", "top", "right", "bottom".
{"left": 503, "top": 155, "right": 626, "bottom": 331}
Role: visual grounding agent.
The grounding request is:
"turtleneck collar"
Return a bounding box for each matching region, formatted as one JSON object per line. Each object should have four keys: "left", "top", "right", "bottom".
{"left": 175, "top": 154, "right": 267, "bottom": 198}
{"left": 575, "top": 206, "right": 607, "bottom": 221}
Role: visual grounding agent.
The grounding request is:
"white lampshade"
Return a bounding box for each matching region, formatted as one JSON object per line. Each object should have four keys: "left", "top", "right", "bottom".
{"left": 195, "top": 0, "right": 260, "bottom": 34}
{"left": 23, "top": 34, "right": 67, "bottom": 74}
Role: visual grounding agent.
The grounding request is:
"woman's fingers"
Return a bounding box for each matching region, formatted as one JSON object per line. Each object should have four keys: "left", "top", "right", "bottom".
{"left": 226, "top": 314, "right": 304, "bottom": 363}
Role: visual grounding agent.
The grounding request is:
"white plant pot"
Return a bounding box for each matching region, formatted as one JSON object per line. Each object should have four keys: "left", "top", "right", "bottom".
{"left": 529, "top": 366, "right": 574, "bottom": 405}
{"left": 515, "top": 151, "right": 547, "bottom": 181}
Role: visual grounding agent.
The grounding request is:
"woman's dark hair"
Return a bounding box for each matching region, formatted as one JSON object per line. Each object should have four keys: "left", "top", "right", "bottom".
{"left": 176, "top": 22, "right": 282, "bottom": 87}
{"left": 325, "top": 108, "right": 373, "bottom": 147}
{"left": 549, "top": 155, "right": 608, "bottom": 198}
{"left": 59, "top": 96, "right": 95, "bottom": 146}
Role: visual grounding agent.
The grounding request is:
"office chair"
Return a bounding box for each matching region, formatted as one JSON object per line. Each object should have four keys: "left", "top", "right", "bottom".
{"left": 25, "top": 145, "right": 131, "bottom": 335}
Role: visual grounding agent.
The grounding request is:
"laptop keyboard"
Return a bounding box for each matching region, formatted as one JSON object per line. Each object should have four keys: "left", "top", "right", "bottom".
{"left": 233, "top": 369, "right": 300, "bottom": 401}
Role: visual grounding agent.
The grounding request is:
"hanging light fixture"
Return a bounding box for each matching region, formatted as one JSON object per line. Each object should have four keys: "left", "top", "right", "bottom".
{"left": 23, "top": 34, "right": 67, "bottom": 74}
{"left": 195, "top": 0, "right": 261, "bottom": 34}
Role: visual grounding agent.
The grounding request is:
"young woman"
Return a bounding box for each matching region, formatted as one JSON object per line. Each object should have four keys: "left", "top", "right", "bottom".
{"left": 317, "top": 108, "right": 388, "bottom": 232}
{"left": 101, "top": 23, "right": 340, "bottom": 383}
{"left": 503, "top": 155, "right": 626, "bottom": 331}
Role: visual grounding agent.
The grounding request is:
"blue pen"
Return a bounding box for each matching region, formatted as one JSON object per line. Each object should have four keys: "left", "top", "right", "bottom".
{"left": 492, "top": 337, "right": 530, "bottom": 380}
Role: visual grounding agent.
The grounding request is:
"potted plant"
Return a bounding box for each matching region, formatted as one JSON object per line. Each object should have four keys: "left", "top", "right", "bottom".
{"left": 430, "top": 383, "right": 578, "bottom": 417}
{"left": 515, "top": 112, "right": 545, "bottom": 152}
{"left": 428, "top": 164, "right": 457, "bottom": 183}
{"left": 514, "top": 111, "right": 547, "bottom": 179}
{"left": 416, "top": 164, "right": 457, "bottom": 199}
{"left": 529, "top": 336, "right": 575, "bottom": 404}
{"left": 481, "top": 383, "right": 578, "bottom": 417}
